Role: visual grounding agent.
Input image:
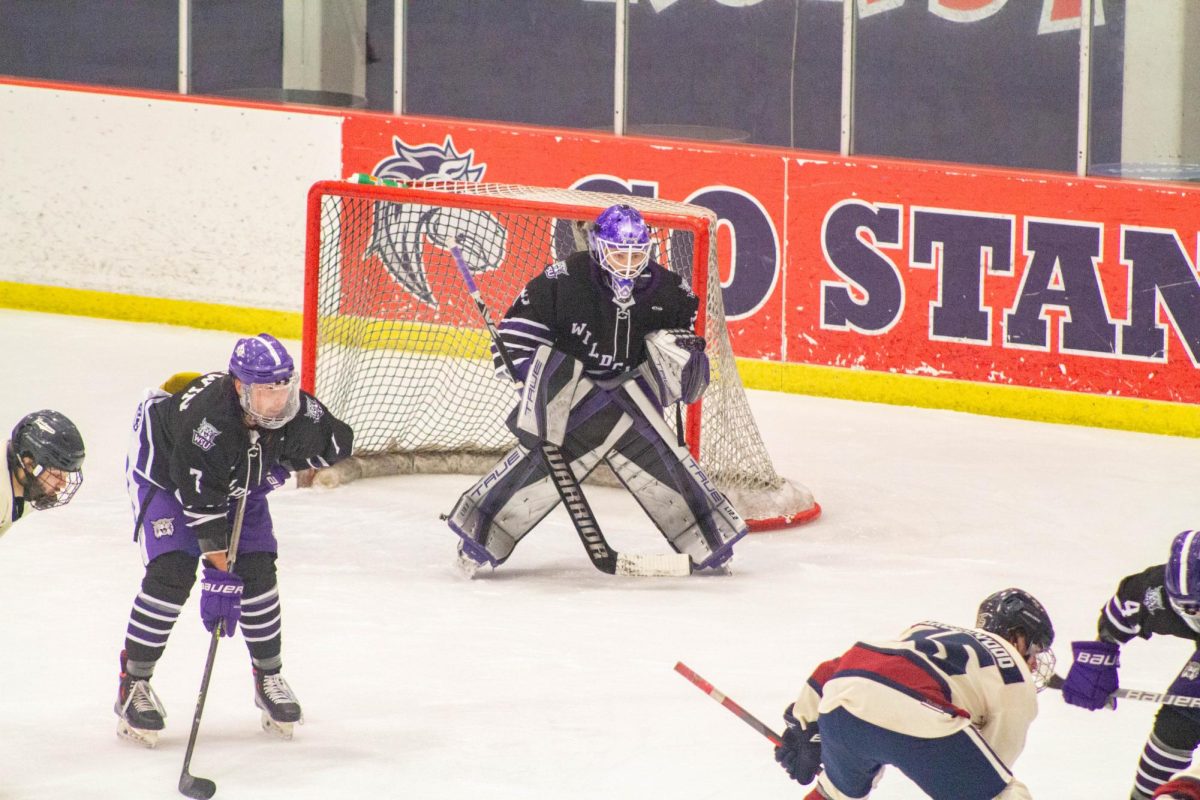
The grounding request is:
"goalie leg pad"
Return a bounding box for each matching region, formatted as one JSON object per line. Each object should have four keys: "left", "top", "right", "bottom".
{"left": 510, "top": 346, "right": 587, "bottom": 448}
{"left": 605, "top": 381, "right": 747, "bottom": 569}
{"left": 447, "top": 395, "right": 634, "bottom": 565}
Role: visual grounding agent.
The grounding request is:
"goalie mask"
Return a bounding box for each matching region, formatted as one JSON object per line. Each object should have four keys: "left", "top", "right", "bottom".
{"left": 8, "top": 410, "right": 85, "bottom": 510}
{"left": 1166, "top": 530, "right": 1200, "bottom": 632}
{"left": 977, "top": 588, "right": 1056, "bottom": 690}
{"left": 589, "top": 204, "right": 652, "bottom": 302}
{"left": 229, "top": 333, "right": 300, "bottom": 430}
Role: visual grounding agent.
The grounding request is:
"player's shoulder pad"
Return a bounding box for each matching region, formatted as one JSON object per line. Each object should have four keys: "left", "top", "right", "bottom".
{"left": 161, "top": 371, "right": 204, "bottom": 394}
{"left": 298, "top": 393, "right": 327, "bottom": 423}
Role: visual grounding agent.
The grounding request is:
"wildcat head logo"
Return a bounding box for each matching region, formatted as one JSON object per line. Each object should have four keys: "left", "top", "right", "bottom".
{"left": 366, "top": 136, "right": 507, "bottom": 306}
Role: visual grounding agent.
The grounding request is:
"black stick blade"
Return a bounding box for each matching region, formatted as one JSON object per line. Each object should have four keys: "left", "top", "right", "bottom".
{"left": 179, "top": 773, "right": 216, "bottom": 799}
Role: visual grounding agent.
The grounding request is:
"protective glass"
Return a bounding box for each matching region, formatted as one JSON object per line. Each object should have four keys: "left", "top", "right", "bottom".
{"left": 238, "top": 374, "right": 300, "bottom": 429}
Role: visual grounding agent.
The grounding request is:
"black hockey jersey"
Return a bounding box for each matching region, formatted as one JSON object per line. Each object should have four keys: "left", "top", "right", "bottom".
{"left": 129, "top": 372, "right": 353, "bottom": 554}
{"left": 1096, "top": 564, "right": 1200, "bottom": 644}
{"left": 495, "top": 250, "right": 699, "bottom": 382}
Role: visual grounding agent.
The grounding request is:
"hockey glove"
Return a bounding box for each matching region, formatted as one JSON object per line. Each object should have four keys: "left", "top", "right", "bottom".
{"left": 774, "top": 722, "right": 821, "bottom": 785}
{"left": 250, "top": 464, "right": 292, "bottom": 497}
{"left": 1061, "top": 640, "right": 1120, "bottom": 710}
{"left": 199, "top": 566, "right": 244, "bottom": 637}
{"left": 642, "top": 329, "right": 709, "bottom": 406}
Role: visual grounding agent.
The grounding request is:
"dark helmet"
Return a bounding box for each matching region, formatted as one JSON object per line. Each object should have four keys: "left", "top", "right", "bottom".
{"left": 8, "top": 410, "right": 85, "bottom": 509}
{"left": 976, "top": 588, "right": 1055, "bottom": 652}
{"left": 1165, "top": 530, "right": 1200, "bottom": 609}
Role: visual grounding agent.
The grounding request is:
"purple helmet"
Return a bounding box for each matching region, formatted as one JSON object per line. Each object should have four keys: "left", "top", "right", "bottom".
{"left": 589, "top": 204, "right": 652, "bottom": 300}
{"left": 1167, "top": 530, "right": 1200, "bottom": 608}
{"left": 229, "top": 334, "right": 300, "bottom": 429}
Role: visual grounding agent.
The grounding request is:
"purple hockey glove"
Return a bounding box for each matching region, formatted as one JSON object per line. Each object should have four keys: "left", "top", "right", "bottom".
{"left": 1062, "top": 640, "right": 1120, "bottom": 710}
{"left": 774, "top": 722, "right": 821, "bottom": 785}
{"left": 250, "top": 464, "right": 292, "bottom": 497}
{"left": 199, "top": 567, "right": 243, "bottom": 637}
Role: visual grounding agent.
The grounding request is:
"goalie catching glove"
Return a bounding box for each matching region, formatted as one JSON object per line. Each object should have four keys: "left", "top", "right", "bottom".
{"left": 641, "top": 329, "right": 709, "bottom": 406}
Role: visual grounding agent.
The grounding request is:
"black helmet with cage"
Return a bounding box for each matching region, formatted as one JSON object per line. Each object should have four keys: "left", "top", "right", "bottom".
{"left": 977, "top": 587, "right": 1056, "bottom": 689}
{"left": 7, "top": 410, "right": 85, "bottom": 510}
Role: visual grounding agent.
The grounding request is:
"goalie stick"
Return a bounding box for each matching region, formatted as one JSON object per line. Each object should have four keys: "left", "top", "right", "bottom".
{"left": 178, "top": 433, "right": 259, "bottom": 800}
{"left": 451, "top": 246, "right": 691, "bottom": 578}
{"left": 673, "top": 661, "right": 783, "bottom": 746}
{"left": 1046, "top": 673, "right": 1200, "bottom": 709}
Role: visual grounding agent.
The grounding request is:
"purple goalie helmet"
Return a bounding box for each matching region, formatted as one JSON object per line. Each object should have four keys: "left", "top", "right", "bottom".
{"left": 229, "top": 334, "right": 300, "bottom": 429}
{"left": 589, "top": 204, "right": 652, "bottom": 300}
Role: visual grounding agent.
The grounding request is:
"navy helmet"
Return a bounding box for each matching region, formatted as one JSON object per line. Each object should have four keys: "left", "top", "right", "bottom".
{"left": 8, "top": 410, "right": 85, "bottom": 509}
{"left": 977, "top": 587, "right": 1055, "bottom": 651}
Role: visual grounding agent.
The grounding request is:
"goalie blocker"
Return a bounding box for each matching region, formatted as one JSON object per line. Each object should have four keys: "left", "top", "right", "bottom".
{"left": 446, "top": 345, "right": 746, "bottom": 571}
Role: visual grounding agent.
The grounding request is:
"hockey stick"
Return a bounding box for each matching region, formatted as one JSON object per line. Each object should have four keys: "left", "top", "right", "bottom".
{"left": 450, "top": 246, "right": 691, "bottom": 578}
{"left": 1046, "top": 673, "right": 1200, "bottom": 709}
{"left": 673, "top": 661, "right": 783, "bottom": 746}
{"left": 179, "top": 432, "right": 260, "bottom": 800}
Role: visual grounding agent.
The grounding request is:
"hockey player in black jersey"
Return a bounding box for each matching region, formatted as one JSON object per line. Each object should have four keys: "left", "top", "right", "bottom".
{"left": 115, "top": 334, "right": 353, "bottom": 747}
{"left": 1063, "top": 530, "right": 1200, "bottom": 799}
{"left": 2, "top": 410, "right": 85, "bottom": 538}
{"left": 446, "top": 203, "right": 747, "bottom": 573}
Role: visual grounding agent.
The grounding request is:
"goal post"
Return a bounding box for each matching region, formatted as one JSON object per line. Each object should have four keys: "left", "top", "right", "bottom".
{"left": 301, "top": 176, "right": 819, "bottom": 530}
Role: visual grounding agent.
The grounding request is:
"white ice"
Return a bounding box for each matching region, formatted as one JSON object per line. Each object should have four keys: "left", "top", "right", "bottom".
{"left": 1, "top": 308, "right": 1194, "bottom": 799}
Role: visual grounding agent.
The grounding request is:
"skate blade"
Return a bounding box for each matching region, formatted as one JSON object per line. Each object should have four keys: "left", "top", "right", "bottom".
{"left": 116, "top": 718, "right": 159, "bottom": 748}
{"left": 260, "top": 712, "right": 300, "bottom": 740}
{"left": 455, "top": 551, "right": 483, "bottom": 579}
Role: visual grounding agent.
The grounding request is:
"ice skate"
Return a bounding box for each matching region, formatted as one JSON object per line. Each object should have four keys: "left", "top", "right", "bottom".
{"left": 253, "top": 669, "right": 303, "bottom": 739}
{"left": 115, "top": 651, "right": 166, "bottom": 748}
{"left": 455, "top": 539, "right": 492, "bottom": 579}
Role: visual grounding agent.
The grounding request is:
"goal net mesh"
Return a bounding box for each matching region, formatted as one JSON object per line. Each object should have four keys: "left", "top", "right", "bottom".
{"left": 303, "top": 178, "right": 817, "bottom": 529}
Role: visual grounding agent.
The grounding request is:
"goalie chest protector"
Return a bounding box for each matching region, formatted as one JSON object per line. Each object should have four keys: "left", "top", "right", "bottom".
{"left": 506, "top": 250, "right": 699, "bottom": 381}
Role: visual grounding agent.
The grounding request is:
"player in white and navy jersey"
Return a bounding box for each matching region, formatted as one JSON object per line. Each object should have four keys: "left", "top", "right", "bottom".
{"left": 2, "top": 410, "right": 84, "bottom": 538}
{"left": 775, "top": 588, "right": 1055, "bottom": 800}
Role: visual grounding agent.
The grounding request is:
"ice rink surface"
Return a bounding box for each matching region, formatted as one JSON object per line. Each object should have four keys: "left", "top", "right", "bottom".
{"left": 1, "top": 308, "right": 1196, "bottom": 798}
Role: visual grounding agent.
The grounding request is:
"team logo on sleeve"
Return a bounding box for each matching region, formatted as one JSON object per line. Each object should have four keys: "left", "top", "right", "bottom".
{"left": 545, "top": 260, "right": 568, "bottom": 279}
{"left": 151, "top": 518, "right": 175, "bottom": 539}
{"left": 305, "top": 400, "right": 325, "bottom": 423}
{"left": 1145, "top": 587, "right": 1165, "bottom": 613}
{"left": 191, "top": 418, "right": 221, "bottom": 452}
{"left": 1185, "top": 661, "right": 1200, "bottom": 681}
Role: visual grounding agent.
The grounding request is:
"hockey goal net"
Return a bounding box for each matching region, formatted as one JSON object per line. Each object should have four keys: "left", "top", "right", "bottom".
{"left": 301, "top": 177, "right": 819, "bottom": 530}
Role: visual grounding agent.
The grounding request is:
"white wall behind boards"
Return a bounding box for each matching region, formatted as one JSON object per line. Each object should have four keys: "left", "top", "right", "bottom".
{"left": 0, "top": 84, "right": 343, "bottom": 311}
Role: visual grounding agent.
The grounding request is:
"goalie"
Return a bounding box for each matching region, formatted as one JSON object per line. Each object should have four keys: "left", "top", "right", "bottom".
{"left": 446, "top": 203, "right": 747, "bottom": 573}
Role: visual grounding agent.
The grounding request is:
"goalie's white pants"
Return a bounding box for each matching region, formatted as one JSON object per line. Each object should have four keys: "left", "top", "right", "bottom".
{"left": 445, "top": 380, "right": 746, "bottom": 567}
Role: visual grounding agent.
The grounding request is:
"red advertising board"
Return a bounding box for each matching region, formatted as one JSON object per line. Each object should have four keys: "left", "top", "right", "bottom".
{"left": 341, "top": 111, "right": 1200, "bottom": 406}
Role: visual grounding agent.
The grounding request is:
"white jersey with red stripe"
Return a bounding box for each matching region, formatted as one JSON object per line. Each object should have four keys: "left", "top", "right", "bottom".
{"left": 790, "top": 621, "right": 1039, "bottom": 769}
{"left": 0, "top": 453, "right": 14, "bottom": 538}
